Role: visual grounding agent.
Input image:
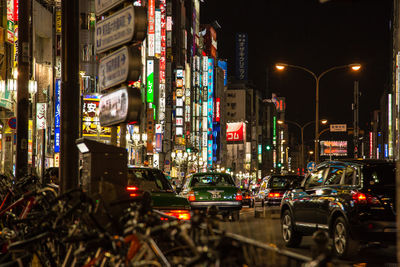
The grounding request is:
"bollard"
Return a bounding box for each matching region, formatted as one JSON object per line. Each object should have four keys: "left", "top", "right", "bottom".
{"left": 309, "top": 229, "right": 331, "bottom": 266}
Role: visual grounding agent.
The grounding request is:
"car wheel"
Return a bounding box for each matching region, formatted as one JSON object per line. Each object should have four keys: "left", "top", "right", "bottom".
{"left": 281, "top": 210, "right": 302, "bottom": 247}
{"left": 231, "top": 211, "right": 240, "bottom": 221}
{"left": 332, "top": 217, "right": 359, "bottom": 259}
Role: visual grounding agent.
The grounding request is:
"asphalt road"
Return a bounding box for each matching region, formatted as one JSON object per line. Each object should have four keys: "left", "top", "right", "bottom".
{"left": 218, "top": 204, "right": 397, "bottom": 266}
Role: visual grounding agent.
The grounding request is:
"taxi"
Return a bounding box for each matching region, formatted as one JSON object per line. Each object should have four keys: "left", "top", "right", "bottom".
{"left": 179, "top": 172, "right": 242, "bottom": 221}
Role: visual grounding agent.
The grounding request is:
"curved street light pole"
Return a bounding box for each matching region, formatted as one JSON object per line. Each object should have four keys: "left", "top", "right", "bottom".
{"left": 276, "top": 63, "right": 360, "bottom": 164}
{"left": 279, "top": 120, "right": 315, "bottom": 171}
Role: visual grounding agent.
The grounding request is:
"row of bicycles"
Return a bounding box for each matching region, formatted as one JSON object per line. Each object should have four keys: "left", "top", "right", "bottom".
{"left": 0, "top": 174, "right": 252, "bottom": 267}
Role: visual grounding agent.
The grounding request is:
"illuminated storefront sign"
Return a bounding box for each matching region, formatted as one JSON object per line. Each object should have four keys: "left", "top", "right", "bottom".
{"left": 155, "top": 9, "right": 161, "bottom": 55}
{"left": 54, "top": 79, "right": 61, "bottom": 152}
{"left": 388, "top": 94, "right": 393, "bottom": 157}
{"left": 147, "top": 60, "right": 154, "bottom": 103}
{"left": 215, "top": 98, "right": 220, "bottom": 122}
{"left": 83, "top": 95, "right": 111, "bottom": 137}
{"left": 226, "top": 122, "right": 245, "bottom": 142}
{"left": 235, "top": 33, "right": 248, "bottom": 80}
{"left": 369, "top": 131, "right": 373, "bottom": 158}
{"left": 320, "top": 141, "right": 347, "bottom": 156}
{"left": 148, "top": 0, "right": 155, "bottom": 56}
{"left": 207, "top": 58, "right": 214, "bottom": 167}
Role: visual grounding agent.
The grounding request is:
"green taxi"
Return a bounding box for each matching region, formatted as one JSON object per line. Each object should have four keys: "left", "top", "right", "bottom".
{"left": 127, "top": 167, "right": 191, "bottom": 220}
{"left": 179, "top": 172, "right": 242, "bottom": 221}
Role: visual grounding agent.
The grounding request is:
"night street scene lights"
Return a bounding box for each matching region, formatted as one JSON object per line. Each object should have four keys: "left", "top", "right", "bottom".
{"left": 275, "top": 62, "right": 361, "bottom": 164}
{"left": 277, "top": 119, "right": 327, "bottom": 170}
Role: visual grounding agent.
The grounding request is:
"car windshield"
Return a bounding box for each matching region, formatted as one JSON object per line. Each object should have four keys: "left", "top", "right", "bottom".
{"left": 190, "top": 174, "right": 235, "bottom": 187}
{"left": 128, "top": 168, "right": 173, "bottom": 192}
{"left": 362, "top": 164, "right": 395, "bottom": 187}
{"left": 268, "top": 176, "right": 303, "bottom": 189}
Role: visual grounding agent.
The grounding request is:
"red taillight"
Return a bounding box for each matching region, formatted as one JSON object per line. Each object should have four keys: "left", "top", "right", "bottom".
{"left": 164, "top": 210, "right": 191, "bottom": 220}
{"left": 235, "top": 190, "right": 242, "bottom": 201}
{"left": 352, "top": 192, "right": 379, "bottom": 204}
{"left": 268, "top": 192, "right": 281, "bottom": 198}
{"left": 188, "top": 191, "right": 195, "bottom": 201}
{"left": 127, "top": 186, "right": 139, "bottom": 197}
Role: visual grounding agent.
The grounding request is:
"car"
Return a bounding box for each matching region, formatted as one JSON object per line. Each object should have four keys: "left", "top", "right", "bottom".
{"left": 241, "top": 189, "right": 255, "bottom": 207}
{"left": 127, "top": 166, "right": 191, "bottom": 220}
{"left": 261, "top": 174, "right": 303, "bottom": 209}
{"left": 280, "top": 159, "right": 396, "bottom": 259}
{"left": 179, "top": 172, "right": 242, "bottom": 221}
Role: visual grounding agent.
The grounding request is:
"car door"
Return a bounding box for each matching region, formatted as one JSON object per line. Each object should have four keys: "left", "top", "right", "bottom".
{"left": 292, "top": 166, "right": 328, "bottom": 227}
{"left": 316, "top": 164, "right": 345, "bottom": 228}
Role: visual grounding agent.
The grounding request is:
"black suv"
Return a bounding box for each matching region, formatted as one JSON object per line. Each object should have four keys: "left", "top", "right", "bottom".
{"left": 280, "top": 159, "right": 396, "bottom": 258}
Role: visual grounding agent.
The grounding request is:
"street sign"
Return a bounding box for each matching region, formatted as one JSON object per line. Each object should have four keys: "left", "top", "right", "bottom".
{"left": 7, "top": 117, "right": 16, "bottom": 129}
{"left": 307, "top": 161, "right": 316, "bottom": 172}
{"left": 99, "top": 86, "right": 141, "bottom": 127}
{"left": 330, "top": 124, "right": 347, "bottom": 132}
{"left": 95, "top": 0, "right": 125, "bottom": 16}
{"left": 98, "top": 46, "right": 141, "bottom": 91}
{"left": 95, "top": 5, "right": 135, "bottom": 54}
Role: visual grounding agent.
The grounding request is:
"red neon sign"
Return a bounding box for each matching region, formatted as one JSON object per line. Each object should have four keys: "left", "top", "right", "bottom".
{"left": 226, "top": 122, "right": 245, "bottom": 142}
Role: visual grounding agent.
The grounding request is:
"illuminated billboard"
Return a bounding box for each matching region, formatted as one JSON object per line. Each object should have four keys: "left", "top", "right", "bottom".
{"left": 320, "top": 141, "right": 347, "bottom": 156}
{"left": 83, "top": 95, "right": 111, "bottom": 137}
{"left": 226, "top": 122, "right": 246, "bottom": 142}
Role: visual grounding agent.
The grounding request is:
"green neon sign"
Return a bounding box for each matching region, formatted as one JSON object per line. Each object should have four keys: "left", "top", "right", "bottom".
{"left": 146, "top": 60, "right": 154, "bottom": 103}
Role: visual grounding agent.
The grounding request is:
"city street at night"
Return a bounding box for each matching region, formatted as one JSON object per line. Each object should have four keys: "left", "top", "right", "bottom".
{"left": 0, "top": 0, "right": 399, "bottom": 265}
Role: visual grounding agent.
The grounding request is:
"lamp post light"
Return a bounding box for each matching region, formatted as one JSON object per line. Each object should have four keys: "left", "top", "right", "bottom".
{"left": 277, "top": 119, "right": 327, "bottom": 170}
{"left": 275, "top": 63, "right": 361, "bottom": 164}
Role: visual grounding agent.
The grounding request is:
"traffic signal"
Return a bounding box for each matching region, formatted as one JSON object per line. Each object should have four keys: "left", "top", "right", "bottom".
{"left": 266, "top": 145, "right": 271, "bottom": 151}
{"left": 186, "top": 148, "right": 191, "bottom": 153}
{"left": 277, "top": 162, "right": 282, "bottom": 168}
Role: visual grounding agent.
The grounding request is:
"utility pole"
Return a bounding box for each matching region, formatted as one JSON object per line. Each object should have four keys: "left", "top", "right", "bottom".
{"left": 60, "top": 0, "right": 80, "bottom": 192}
{"left": 353, "top": 81, "right": 359, "bottom": 158}
{"left": 16, "top": 0, "right": 31, "bottom": 178}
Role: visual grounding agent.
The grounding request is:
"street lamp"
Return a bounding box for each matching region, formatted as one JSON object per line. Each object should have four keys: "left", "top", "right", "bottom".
{"left": 277, "top": 119, "right": 327, "bottom": 170}
{"left": 275, "top": 62, "right": 361, "bottom": 163}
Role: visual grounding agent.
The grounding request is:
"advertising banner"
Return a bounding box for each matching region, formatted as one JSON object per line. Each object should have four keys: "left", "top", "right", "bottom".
{"left": 6, "top": 0, "right": 14, "bottom": 44}
{"left": 320, "top": 141, "right": 347, "bottom": 156}
{"left": 235, "top": 33, "right": 248, "bottom": 80}
{"left": 226, "top": 122, "right": 245, "bottom": 142}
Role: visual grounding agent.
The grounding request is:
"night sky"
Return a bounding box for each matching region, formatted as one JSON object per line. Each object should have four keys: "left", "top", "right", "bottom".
{"left": 201, "top": 0, "right": 392, "bottom": 143}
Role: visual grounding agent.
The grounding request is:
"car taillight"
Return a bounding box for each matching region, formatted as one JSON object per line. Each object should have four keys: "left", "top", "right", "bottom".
{"left": 127, "top": 186, "right": 139, "bottom": 197}
{"left": 188, "top": 191, "right": 195, "bottom": 201}
{"left": 163, "top": 210, "right": 191, "bottom": 220}
{"left": 268, "top": 192, "right": 281, "bottom": 198}
{"left": 235, "top": 190, "right": 242, "bottom": 201}
{"left": 352, "top": 192, "right": 379, "bottom": 205}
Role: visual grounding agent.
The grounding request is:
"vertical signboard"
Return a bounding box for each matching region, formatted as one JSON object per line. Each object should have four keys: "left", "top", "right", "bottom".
{"left": 36, "top": 103, "right": 47, "bottom": 130}
{"left": 147, "top": 60, "right": 154, "bottom": 103}
{"left": 207, "top": 58, "right": 214, "bottom": 167}
{"left": 54, "top": 79, "right": 61, "bottom": 153}
{"left": 217, "top": 60, "right": 228, "bottom": 86}
{"left": 148, "top": 0, "right": 155, "bottom": 57}
{"left": 6, "top": 0, "right": 14, "bottom": 44}
{"left": 155, "top": 10, "right": 161, "bottom": 55}
{"left": 235, "top": 33, "right": 248, "bottom": 80}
